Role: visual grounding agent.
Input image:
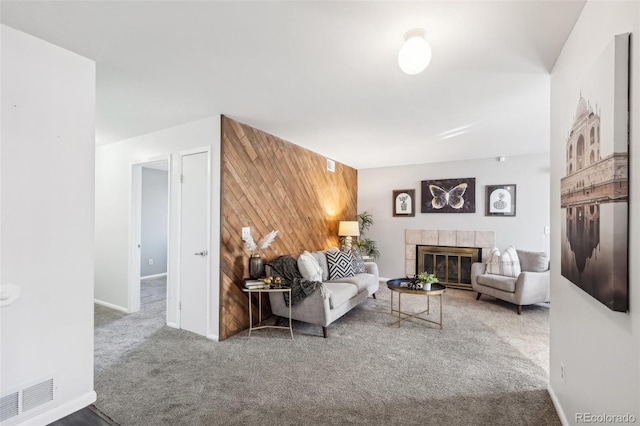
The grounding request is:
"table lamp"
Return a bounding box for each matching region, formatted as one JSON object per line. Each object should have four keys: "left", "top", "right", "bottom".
{"left": 338, "top": 221, "right": 360, "bottom": 249}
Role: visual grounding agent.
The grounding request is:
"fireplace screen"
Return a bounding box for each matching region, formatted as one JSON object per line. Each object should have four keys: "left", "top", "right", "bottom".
{"left": 417, "top": 246, "right": 481, "bottom": 290}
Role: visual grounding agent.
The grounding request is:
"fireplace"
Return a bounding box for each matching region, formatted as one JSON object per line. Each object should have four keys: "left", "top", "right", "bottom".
{"left": 405, "top": 229, "right": 494, "bottom": 289}
{"left": 416, "top": 245, "right": 482, "bottom": 290}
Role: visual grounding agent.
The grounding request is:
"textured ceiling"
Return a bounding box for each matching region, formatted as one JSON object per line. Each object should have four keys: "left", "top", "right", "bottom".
{"left": 1, "top": 1, "right": 585, "bottom": 168}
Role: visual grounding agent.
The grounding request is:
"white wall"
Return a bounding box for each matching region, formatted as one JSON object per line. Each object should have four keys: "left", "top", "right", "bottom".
{"left": 358, "top": 153, "right": 550, "bottom": 278}
{"left": 0, "top": 25, "right": 96, "bottom": 424}
{"left": 95, "top": 116, "right": 221, "bottom": 338}
{"left": 549, "top": 1, "right": 639, "bottom": 424}
{"left": 140, "top": 167, "right": 168, "bottom": 277}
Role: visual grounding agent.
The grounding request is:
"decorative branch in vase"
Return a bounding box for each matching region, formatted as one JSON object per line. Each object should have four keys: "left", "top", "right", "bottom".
{"left": 244, "top": 230, "right": 278, "bottom": 279}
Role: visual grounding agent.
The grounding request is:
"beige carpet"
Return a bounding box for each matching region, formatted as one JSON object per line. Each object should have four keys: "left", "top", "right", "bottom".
{"left": 94, "top": 280, "right": 557, "bottom": 425}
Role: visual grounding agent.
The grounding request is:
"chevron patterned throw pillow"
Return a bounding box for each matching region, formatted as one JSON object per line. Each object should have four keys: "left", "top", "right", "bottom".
{"left": 326, "top": 250, "right": 355, "bottom": 280}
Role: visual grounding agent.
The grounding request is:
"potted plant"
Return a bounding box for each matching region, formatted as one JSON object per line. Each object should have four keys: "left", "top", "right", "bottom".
{"left": 353, "top": 211, "right": 380, "bottom": 260}
{"left": 417, "top": 272, "right": 439, "bottom": 290}
{"left": 417, "top": 272, "right": 438, "bottom": 283}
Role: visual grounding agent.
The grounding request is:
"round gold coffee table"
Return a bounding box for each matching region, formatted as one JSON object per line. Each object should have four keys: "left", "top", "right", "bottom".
{"left": 386, "top": 278, "right": 446, "bottom": 329}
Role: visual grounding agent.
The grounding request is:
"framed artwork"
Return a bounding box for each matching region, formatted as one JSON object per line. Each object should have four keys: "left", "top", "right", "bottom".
{"left": 560, "top": 33, "right": 629, "bottom": 312}
{"left": 485, "top": 185, "right": 516, "bottom": 216}
{"left": 392, "top": 189, "right": 415, "bottom": 217}
{"left": 421, "top": 178, "right": 475, "bottom": 213}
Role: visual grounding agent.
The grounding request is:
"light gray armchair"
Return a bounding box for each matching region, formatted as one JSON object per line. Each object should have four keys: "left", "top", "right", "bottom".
{"left": 471, "top": 249, "right": 550, "bottom": 314}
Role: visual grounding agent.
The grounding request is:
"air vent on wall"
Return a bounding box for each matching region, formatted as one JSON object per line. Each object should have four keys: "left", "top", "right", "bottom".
{"left": 22, "top": 378, "right": 54, "bottom": 412}
{"left": 327, "top": 159, "right": 336, "bottom": 172}
{"left": 0, "top": 392, "right": 19, "bottom": 422}
{"left": 0, "top": 377, "right": 55, "bottom": 422}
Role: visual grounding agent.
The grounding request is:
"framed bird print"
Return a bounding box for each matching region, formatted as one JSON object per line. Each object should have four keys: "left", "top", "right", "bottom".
{"left": 485, "top": 184, "right": 516, "bottom": 216}
{"left": 421, "top": 178, "right": 476, "bottom": 213}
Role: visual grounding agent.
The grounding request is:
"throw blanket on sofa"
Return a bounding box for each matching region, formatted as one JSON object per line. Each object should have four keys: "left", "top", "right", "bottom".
{"left": 266, "top": 255, "right": 329, "bottom": 307}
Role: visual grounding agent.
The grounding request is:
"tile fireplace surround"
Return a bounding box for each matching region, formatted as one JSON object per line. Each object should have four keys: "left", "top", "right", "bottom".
{"left": 405, "top": 229, "right": 495, "bottom": 278}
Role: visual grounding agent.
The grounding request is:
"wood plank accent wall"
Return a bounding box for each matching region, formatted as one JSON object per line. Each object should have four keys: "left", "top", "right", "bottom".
{"left": 219, "top": 116, "right": 358, "bottom": 340}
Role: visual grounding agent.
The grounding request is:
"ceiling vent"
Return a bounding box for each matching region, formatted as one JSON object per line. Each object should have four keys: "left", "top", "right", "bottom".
{"left": 327, "top": 159, "right": 336, "bottom": 172}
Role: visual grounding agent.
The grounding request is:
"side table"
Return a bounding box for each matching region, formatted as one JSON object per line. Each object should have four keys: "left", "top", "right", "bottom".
{"left": 242, "top": 286, "right": 293, "bottom": 339}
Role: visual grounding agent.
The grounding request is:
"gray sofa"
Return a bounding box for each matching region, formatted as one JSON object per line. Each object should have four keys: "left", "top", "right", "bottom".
{"left": 471, "top": 249, "right": 550, "bottom": 314}
{"left": 269, "top": 249, "right": 379, "bottom": 337}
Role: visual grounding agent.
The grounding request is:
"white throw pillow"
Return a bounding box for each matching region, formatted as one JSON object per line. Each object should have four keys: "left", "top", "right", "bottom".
{"left": 297, "top": 251, "right": 323, "bottom": 282}
{"left": 486, "top": 246, "right": 521, "bottom": 277}
{"left": 486, "top": 247, "right": 500, "bottom": 273}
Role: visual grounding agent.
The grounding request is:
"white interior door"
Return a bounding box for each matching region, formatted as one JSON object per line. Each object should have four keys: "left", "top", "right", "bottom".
{"left": 179, "top": 151, "right": 210, "bottom": 336}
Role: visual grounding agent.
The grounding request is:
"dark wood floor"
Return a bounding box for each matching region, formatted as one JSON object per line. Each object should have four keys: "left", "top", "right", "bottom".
{"left": 49, "top": 405, "right": 118, "bottom": 426}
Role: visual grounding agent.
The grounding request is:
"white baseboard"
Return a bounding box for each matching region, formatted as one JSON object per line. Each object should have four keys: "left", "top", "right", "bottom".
{"left": 13, "top": 390, "right": 96, "bottom": 426}
{"left": 141, "top": 272, "right": 167, "bottom": 280}
{"left": 547, "top": 384, "right": 569, "bottom": 426}
{"left": 94, "top": 299, "right": 129, "bottom": 313}
{"left": 166, "top": 323, "right": 218, "bottom": 341}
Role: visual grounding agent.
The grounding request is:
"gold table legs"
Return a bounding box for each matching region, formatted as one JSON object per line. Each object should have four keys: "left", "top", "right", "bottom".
{"left": 245, "top": 288, "right": 294, "bottom": 339}
{"left": 390, "top": 290, "right": 444, "bottom": 329}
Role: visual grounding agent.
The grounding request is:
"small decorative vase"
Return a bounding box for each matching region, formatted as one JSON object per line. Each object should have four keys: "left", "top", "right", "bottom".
{"left": 248, "top": 255, "right": 264, "bottom": 279}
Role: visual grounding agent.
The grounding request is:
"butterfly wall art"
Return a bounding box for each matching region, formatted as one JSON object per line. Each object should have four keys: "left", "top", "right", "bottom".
{"left": 421, "top": 178, "right": 476, "bottom": 213}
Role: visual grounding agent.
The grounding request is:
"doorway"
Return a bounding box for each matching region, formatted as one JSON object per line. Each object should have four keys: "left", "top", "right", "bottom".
{"left": 130, "top": 158, "right": 170, "bottom": 315}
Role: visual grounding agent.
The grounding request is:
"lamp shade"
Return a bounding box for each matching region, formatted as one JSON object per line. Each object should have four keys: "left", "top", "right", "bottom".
{"left": 338, "top": 221, "right": 360, "bottom": 237}
{"left": 398, "top": 28, "right": 432, "bottom": 75}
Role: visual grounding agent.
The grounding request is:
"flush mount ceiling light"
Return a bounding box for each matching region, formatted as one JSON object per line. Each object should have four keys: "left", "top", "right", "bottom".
{"left": 398, "top": 28, "right": 432, "bottom": 75}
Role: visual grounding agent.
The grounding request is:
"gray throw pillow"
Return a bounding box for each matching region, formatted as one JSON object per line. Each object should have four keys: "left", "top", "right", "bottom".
{"left": 342, "top": 246, "right": 366, "bottom": 274}
{"left": 517, "top": 250, "right": 550, "bottom": 272}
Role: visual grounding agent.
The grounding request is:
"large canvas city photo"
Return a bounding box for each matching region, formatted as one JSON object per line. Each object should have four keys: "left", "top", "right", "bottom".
{"left": 560, "top": 33, "right": 629, "bottom": 312}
